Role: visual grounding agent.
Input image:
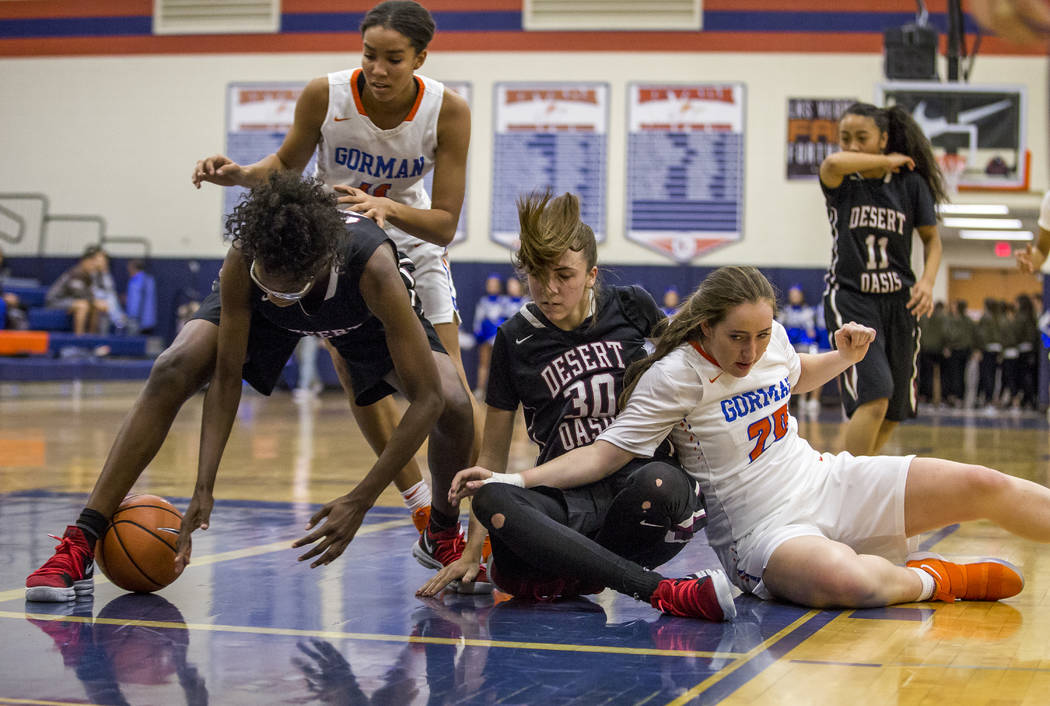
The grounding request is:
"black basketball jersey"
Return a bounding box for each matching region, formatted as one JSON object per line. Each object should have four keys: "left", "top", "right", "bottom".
{"left": 251, "top": 212, "right": 418, "bottom": 343}
{"left": 822, "top": 169, "right": 936, "bottom": 297}
{"left": 486, "top": 285, "right": 663, "bottom": 465}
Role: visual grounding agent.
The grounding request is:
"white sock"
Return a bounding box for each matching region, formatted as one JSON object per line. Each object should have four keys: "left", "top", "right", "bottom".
{"left": 401, "top": 480, "right": 431, "bottom": 512}
{"left": 909, "top": 566, "right": 936, "bottom": 601}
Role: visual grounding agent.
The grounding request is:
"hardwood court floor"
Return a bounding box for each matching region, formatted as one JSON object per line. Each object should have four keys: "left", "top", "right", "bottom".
{"left": 1, "top": 384, "right": 1049, "bottom": 705}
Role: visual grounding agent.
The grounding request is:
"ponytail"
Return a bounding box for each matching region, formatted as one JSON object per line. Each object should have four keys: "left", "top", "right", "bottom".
{"left": 884, "top": 105, "right": 948, "bottom": 206}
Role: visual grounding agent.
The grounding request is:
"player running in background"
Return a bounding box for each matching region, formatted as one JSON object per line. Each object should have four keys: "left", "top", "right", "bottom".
{"left": 419, "top": 191, "right": 733, "bottom": 622}
{"left": 452, "top": 266, "right": 1050, "bottom": 611}
{"left": 820, "top": 102, "right": 945, "bottom": 455}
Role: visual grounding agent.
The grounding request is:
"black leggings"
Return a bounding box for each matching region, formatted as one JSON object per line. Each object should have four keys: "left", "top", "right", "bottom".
{"left": 472, "top": 459, "right": 702, "bottom": 601}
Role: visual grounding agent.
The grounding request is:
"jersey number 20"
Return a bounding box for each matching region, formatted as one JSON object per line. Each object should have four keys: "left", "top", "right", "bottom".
{"left": 747, "top": 403, "right": 789, "bottom": 462}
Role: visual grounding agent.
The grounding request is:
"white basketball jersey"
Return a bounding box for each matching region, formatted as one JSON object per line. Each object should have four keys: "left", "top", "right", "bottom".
{"left": 598, "top": 322, "right": 824, "bottom": 554}
{"left": 315, "top": 68, "right": 444, "bottom": 252}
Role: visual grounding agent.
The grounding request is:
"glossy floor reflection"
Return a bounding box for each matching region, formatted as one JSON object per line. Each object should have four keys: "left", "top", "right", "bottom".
{"left": 3, "top": 387, "right": 1050, "bottom": 704}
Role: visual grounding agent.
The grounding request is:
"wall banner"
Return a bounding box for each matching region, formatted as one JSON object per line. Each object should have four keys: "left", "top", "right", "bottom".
{"left": 491, "top": 83, "right": 609, "bottom": 249}
{"left": 626, "top": 83, "right": 745, "bottom": 263}
{"left": 786, "top": 98, "right": 855, "bottom": 179}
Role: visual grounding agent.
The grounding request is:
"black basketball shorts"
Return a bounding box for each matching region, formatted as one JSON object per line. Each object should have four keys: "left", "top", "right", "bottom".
{"left": 823, "top": 288, "right": 918, "bottom": 422}
{"left": 191, "top": 290, "right": 445, "bottom": 404}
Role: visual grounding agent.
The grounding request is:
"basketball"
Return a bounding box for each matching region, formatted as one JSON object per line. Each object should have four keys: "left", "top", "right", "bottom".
{"left": 96, "top": 494, "right": 183, "bottom": 593}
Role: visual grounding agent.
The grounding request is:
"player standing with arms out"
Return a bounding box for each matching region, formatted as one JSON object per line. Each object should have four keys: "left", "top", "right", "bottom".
{"left": 820, "top": 102, "right": 946, "bottom": 455}
{"left": 419, "top": 191, "right": 733, "bottom": 622}
{"left": 192, "top": 0, "right": 481, "bottom": 539}
{"left": 452, "top": 266, "right": 1050, "bottom": 611}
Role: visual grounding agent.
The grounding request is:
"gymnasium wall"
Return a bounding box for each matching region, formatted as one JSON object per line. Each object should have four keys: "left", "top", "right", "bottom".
{"left": 1, "top": 1, "right": 1047, "bottom": 296}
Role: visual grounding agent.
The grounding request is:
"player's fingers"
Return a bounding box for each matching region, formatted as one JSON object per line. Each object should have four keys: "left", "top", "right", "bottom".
{"left": 297, "top": 537, "right": 330, "bottom": 562}
{"left": 305, "top": 505, "right": 330, "bottom": 530}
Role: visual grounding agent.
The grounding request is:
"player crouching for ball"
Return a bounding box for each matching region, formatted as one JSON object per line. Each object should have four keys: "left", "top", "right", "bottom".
{"left": 189, "top": 173, "right": 481, "bottom": 581}
{"left": 25, "top": 172, "right": 483, "bottom": 602}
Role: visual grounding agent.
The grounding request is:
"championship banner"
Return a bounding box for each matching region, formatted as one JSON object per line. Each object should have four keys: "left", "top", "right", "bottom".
{"left": 224, "top": 83, "right": 307, "bottom": 223}
{"left": 786, "top": 98, "right": 856, "bottom": 179}
{"left": 626, "top": 83, "right": 745, "bottom": 263}
{"left": 491, "top": 83, "right": 609, "bottom": 249}
{"left": 225, "top": 80, "right": 472, "bottom": 245}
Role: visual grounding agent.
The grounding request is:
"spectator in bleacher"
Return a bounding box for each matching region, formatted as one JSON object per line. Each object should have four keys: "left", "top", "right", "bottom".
{"left": 124, "top": 259, "right": 157, "bottom": 335}
{"left": 941, "top": 300, "right": 975, "bottom": 408}
{"left": 975, "top": 298, "right": 1003, "bottom": 410}
{"left": 660, "top": 286, "right": 681, "bottom": 317}
{"left": 472, "top": 273, "right": 504, "bottom": 397}
{"left": 917, "top": 301, "right": 946, "bottom": 405}
{"left": 45, "top": 245, "right": 109, "bottom": 335}
{"left": 1015, "top": 294, "right": 1040, "bottom": 411}
{"left": 91, "top": 249, "right": 126, "bottom": 333}
{"left": 0, "top": 245, "right": 28, "bottom": 330}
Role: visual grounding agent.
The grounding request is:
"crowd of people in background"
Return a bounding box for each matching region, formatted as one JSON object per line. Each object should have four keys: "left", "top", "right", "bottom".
{"left": 918, "top": 293, "right": 1043, "bottom": 412}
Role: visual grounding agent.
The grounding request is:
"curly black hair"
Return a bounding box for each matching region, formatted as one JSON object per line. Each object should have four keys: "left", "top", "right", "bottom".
{"left": 225, "top": 172, "right": 347, "bottom": 280}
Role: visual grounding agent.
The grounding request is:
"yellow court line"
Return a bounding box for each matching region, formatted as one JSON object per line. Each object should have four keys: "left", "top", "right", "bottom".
{"left": 664, "top": 609, "right": 824, "bottom": 706}
{"left": 4, "top": 610, "right": 746, "bottom": 660}
{"left": 0, "top": 699, "right": 105, "bottom": 706}
{"left": 0, "top": 517, "right": 411, "bottom": 603}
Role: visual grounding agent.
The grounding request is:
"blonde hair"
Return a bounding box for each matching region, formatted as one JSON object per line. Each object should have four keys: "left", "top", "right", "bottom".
{"left": 620, "top": 266, "right": 777, "bottom": 407}
{"left": 513, "top": 190, "right": 598, "bottom": 292}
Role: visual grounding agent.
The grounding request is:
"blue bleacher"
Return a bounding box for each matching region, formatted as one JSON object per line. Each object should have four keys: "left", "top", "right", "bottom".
{"left": 27, "top": 308, "right": 72, "bottom": 331}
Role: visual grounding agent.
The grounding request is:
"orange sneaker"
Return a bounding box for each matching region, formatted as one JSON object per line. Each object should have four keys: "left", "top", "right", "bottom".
{"left": 411, "top": 506, "right": 431, "bottom": 535}
{"left": 906, "top": 552, "right": 1024, "bottom": 602}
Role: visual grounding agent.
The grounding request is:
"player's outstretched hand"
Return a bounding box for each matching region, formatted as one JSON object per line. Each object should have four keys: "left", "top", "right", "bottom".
{"left": 192, "top": 154, "right": 246, "bottom": 188}
{"left": 448, "top": 466, "right": 494, "bottom": 504}
{"left": 1016, "top": 243, "right": 1046, "bottom": 274}
{"left": 174, "top": 490, "right": 213, "bottom": 576}
{"left": 416, "top": 554, "right": 483, "bottom": 597}
{"left": 907, "top": 279, "right": 934, "bottom": 318}
{"left": 292, "top": 494, "right": 368, "bottom": 568}
{"left": 834, "top": 321, "right": 876, "bottom": 364}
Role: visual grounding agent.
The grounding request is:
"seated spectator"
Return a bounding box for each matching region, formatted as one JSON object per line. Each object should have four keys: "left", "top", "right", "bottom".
{"left": 92, "top": 249, "right": 126, "bottom": 333}
{"left": 45, "top": 245, "right": 109, "bottom": 335}
{"left": 0, "top": 245, "right": 28, "bottom": 330}
{"left": 124, "top": 259, "right": 157, "bottom": 335}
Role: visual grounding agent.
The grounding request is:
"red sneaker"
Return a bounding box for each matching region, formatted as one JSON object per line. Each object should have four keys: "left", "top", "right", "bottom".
{"left": 487, "top": 559, "right": 603, "bottom": 601}
{"left": 26, "top": 526, "right": 95, "bottom": 603}
{"left": 413, "top": 525, "right": 491, "bottom": 595}
{"left": 906, "top": 552, "right": 1024, "bottom": 602}
{"left": 650, "top": 569, "right": 736, "bottom": 621}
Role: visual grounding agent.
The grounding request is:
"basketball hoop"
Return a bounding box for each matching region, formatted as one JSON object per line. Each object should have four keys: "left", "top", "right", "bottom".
{"left": 937, "top": 152, "right": 967, "bottom": 197}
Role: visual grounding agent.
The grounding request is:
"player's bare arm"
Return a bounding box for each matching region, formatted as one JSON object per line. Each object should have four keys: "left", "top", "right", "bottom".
{"left": 908, "top": 224, "right": 941, "bottom": 318}
{"left": 175, "top": 247, "right": 252, "bottom": 573}
{"left": 819, "top": 152, "right": 914, "bottom": 188}
{"left": 292, "top": 244, "right": 443, "bottom": 567}
{"left": 794, "top": 322, "right": 876, "bottom": 394}
{"left": 191, "top": 77, "right": 329, "bottom": 188}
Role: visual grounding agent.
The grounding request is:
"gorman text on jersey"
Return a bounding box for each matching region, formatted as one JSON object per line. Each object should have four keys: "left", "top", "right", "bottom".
{"left": 720, "top": 376, "right": 792, "bottom": 422}
{"left": 333, "top": 147, "right": 425, "bottom": 180}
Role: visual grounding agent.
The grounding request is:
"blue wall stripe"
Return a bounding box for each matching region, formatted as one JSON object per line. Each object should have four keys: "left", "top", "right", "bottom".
{"left": 1, "top": 11, "right": 978, "bottom": 41}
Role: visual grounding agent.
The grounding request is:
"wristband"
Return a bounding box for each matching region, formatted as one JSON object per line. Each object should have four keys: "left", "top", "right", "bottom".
{"left": 481, "top": 472, "right": 525, "bottom": 488}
